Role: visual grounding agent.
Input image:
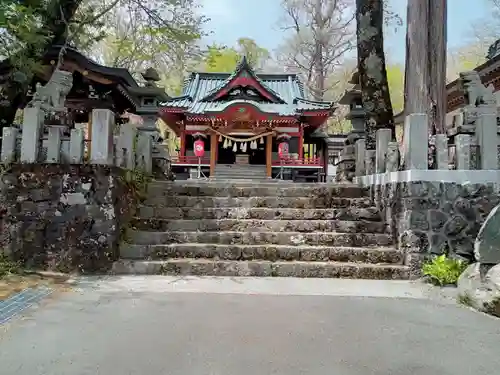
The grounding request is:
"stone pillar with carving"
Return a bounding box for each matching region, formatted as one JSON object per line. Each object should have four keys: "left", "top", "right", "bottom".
{"left": 447, "top": 70, "right": 497, "bottom": 170}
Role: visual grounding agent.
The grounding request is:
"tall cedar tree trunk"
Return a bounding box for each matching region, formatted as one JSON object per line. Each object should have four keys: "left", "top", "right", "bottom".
{"left": 0, "top": 0, "right": 82, "bottom": 128}
{"left": 355, "top": 0, "right": 395, "bottom": 149}
{"left": 429, "top": 0, "right": 447, "bottom": 134}
{"left": 312, "top": 0, "right": 325, "bottom": 101}
{"left": 404, "top": 0, "right": 447, "bottom": 135}
{"left": 314, "top": 43, "right": 325, "bottom": 100}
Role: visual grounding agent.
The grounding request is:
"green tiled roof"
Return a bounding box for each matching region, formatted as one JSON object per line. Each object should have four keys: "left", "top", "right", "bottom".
{"left": 161, "top": 57, "right": 335, "bottom": 116}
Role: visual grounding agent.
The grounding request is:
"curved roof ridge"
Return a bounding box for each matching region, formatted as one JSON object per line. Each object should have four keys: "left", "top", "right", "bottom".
{"left": 200, "top": 56, "right": 287, "bottom": 103}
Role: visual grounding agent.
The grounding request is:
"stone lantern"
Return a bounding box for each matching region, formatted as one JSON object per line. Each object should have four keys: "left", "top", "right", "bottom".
{"left": 338, "top": 71, "right": 365, "bottom": 137}
{"left": 335, "top": 72, "right": 366, "bottom": 182}
{"left": 127, "top": 67, "right": 172, "bottom": 173}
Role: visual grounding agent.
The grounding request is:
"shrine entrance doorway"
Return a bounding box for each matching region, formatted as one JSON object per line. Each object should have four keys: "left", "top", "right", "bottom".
{"left": 217, "top": 136, "right": 267, "bottom": 165}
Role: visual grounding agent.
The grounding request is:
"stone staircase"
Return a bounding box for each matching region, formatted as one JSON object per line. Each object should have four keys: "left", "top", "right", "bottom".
{"left": 113, "top": 180, "right": 409, "bottom": 279}
{"left": 213, "top": 164, "right": 267, "bottom": 180}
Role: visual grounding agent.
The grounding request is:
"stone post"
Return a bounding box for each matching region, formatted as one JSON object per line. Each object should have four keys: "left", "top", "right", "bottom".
{"left": 90, "top": 109, "right": 115, "bottom": 165}
{"left": 476, "top": 112, "right": 498, "bottom": 170}
{"left": 116, "top": 123, "right": 137, "bottom": 169}
{"left": 455, "top": 134, "right": 471, "bottom": 170}
{"left": 375, "top": 128, "right": 392, "bottom": 173}
{"left": 1, "top": 127, "right": 19, "bottom": 163}
{"left": 365, "top": 150, "right": 376, "bottom": 175}
{"left": 69, "top": 128, "right": 85, "bottom": 164}
{"left": 46, "top": 127, "right": 62, "bottom": 163}
{"left": 403, "top": 114, "right": 428, "bottom": 170}
{"left": 355, "top": 138, "right": 366, "bottom": 176}
{"left": 434, "top": 134, "right": 449, "bottom": 170}
{"left": 136, "top": 133, "right": 152, "bottom": 173}
{"left": 20, "top": 107, "right": 44, "bottom": 163}
{"left": 335, "top": 144, "right": 356, "bottom": 182}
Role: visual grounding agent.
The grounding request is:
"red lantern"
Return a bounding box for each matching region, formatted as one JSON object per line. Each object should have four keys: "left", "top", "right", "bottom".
{"left": 278, "top": 142, "right": 289, "bottom": 159}
{"left": 194, "top": 139, "right": 205, "bottom": 157}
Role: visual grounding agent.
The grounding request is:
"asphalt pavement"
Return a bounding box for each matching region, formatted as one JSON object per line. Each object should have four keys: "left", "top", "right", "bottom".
{"left": 0, "top": 276, "right": 499, "bottom": 375}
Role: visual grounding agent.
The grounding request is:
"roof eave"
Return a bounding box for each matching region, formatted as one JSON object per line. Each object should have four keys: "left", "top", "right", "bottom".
{"left": 199, "top": 56, "right": 288, "bottom": 104}
{"left": 46, "top": 45, "right": 140, "bottom": 88}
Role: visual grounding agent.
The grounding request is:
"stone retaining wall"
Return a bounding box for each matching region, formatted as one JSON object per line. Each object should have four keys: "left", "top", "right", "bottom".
{"left": 372, "top": 180, "right": 500, "bottom": 277}
{"left": 0, "top": 164, "right": 135, "bottom": 272}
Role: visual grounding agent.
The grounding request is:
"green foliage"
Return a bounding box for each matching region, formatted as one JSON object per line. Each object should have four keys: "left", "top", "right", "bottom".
{"left": 0, "top": 254, "right": 20, "bottom": 278}
{"left": 118, "top": 168, "right": 152, "bottom": 245}
{"left": 386, "top": 63, "right": 404, "bottom": 113}
{"left": 327, "top": 117, "right": 352, "bottom": 135}
{"left": 203, "top": 44, "right": 240, "bottom": 72}
{"left": 0, "top": 0, "right": 209, "bottom": 116}
{"left": 122, "top": 168, "right": 151, "bottom": 202}
{"left": 86, "top": 0, "right": 209, "bottom": 94}
{"left": 0, "top": 1, "right": 52, "bottom": 102}
{"left": 422, "top": 255, "right": 468, "bottom": 286}
{"left": 202, "top": 38, "right": 271, "bottom": 73}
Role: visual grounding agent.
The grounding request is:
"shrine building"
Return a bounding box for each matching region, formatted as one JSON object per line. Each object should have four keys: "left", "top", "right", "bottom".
{"left": 159, "top": 57, "right": 335, "bottom": 180}
{"left": 0, "top": 44, "right": 170, "bottom": 164}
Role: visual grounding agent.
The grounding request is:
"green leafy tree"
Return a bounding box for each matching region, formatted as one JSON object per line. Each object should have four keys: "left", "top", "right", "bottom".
{"left": 0, "top": 0, "right": 209, "bottom": 127}
{"left": 0, "top": 0, "right": 83, "bottom": 126}
{"left": 203, "top": 44, "right": 241, "bottom": 72}
{"left": 202, "top": 38, "right": 271, "bottom": 73}
{"left": 386, "top": 63, "right": 404, "bottom": 113}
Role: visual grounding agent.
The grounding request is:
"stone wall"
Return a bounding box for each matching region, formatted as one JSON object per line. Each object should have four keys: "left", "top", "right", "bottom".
{"left": 0, "top": 164, "right": 136, "bottom": 273}
{"left": 373, "top": 180, "right": 500, "bottom": 276}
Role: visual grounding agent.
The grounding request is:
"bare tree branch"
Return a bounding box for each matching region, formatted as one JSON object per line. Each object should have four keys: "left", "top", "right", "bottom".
{"left": 276, "top": 0, "right": 356, "bottom": 100}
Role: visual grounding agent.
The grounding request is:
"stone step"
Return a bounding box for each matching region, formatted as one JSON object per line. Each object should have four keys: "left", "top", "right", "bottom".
{"left": 127, "top": 230, "right": 394, "bottom": 247}
{"left": 120, "top": 243, "right": 403, "bottom": 264}
{"left": 210, "top": 177, "right": 272, "bottom": 182}
{"left": 111, "top": 259, "right": 410, "bottom": 279}
{"left": 137, "top": 207, "right": 381, "bottom": 221}
{"left": 214, "top": 168, "right": 267, "bottom": 172}
{"left": 146, "top": 182, "right": 366, "bottom": 198}
{"left": 213, "top": 177, "right": 268, "bottom": 182}
{"left": 162, "top": 180, "right": 346, "bottom": 187}
{"left": 142, "top": 196, "right": 373, "bottom": 209}
{"left": 214, "top": 174, "right": 267, "bottom": 178}
{"left": 215, "top": 166, "right": 266, "bottom": 169}
{"left": 214, "top": 172, "right": 267, "bottom": 177}
{"left": 214, "top": 166, "right": 266, "bottom": 171}
{"left": 130, "top": 218, "right": 387, "bottom": 233}
{"left": 214, "top": 167, "right": 266, "bottom": 172}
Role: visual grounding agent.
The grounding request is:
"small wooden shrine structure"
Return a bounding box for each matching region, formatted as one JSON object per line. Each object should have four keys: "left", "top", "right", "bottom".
{"left": 0, "top": 44, "right": 169, "bottom": 138}
{"left": 159, "top": 56, "right": 335, "bottom": 179}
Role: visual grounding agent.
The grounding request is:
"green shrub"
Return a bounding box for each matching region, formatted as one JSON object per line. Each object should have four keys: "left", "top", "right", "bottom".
{"left": 0, "top": 254, "right": 20, "bottom": 278}
{"left": 422, "top": 255, "right": 468, "bottom": 286}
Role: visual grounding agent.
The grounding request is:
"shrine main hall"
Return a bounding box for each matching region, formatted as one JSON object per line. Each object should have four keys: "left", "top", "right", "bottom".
{"left": 160, "top": 57, "right": 335, "bottom": 180}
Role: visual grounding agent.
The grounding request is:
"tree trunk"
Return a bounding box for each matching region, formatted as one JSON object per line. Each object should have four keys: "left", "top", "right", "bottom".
{"left": 0, "top": 0, "right": 82, "bottom": 128}
{"left": 429, "top": 0, "right": 447, "bottom": 134}
{"left": 404, "top": 0, "right": 447, "bottom": 135}
{"left": 315, "top": 43, "right": 325, "bottom": 100}
{"left": 355, "top": 0, "right": 395, "bottom": 149}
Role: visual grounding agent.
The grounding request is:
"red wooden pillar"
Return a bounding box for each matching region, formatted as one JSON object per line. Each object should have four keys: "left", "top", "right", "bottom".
{"left": 210, "top": 132, "right": 217, "bottom": 177}
{"left": 266, "top": 134, "right": 272, "bottom": 178}
{"left": 180, "top": 130, "right": 186, "bottom": 160}
{"left": 298, "top": 124, "right": 304, "bottom": 161}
